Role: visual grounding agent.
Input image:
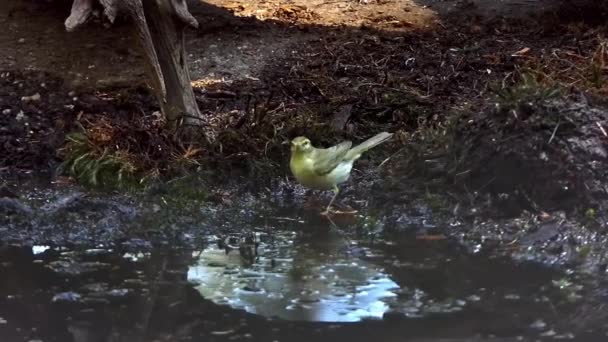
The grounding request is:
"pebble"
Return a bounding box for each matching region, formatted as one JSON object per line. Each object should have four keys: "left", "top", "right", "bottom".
{"left": 21, "top": 93, "right": 41, "bottom": 102}
{"left": 211, "top": 329, "right": 235, "bottom": 336}
{"left": 52, "top": 291, "right": 82, "bottom": 303}
{"left": 555, "top": 333, "right": 575, "bottom": 339}
{"left": 15, "top": 111, "right": 25, "bottom": 121}
{"left": 0, "top": 317, "right": 6, "bottom": 324}
{"left": 106, "top": 288, "right": 130, "bottom": 297}
{"left": 540, "top": 329, "right": 556, "bottom": 337}
{"left": 466, "top": 294, "right": 481, "bottom": 301}
{"left": 18, "top": 38, "right": 25, "bottom": 44}
{"left": 530, "top": 319, "right": 547, "bottom": 330}
{"left": 2, "top": 109, "right": 10, "bottom": 115}
{"left": 68, "top": 91, "right": 76, "bottom": 97}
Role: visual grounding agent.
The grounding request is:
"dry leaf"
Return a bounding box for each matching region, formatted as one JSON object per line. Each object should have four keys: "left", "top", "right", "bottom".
{"left": 512, "top": 47, "right": 530, "bottom": 56}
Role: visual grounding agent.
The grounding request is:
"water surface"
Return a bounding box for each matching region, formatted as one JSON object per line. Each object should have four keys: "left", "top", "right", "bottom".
{"left": 1, "top": 227, "right": 606, "bottom": 342}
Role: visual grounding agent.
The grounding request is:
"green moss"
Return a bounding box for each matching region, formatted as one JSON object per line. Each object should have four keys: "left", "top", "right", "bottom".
{"left": 585, "top": 208, "right": 597, "bottom": 220}
{"left": 577, "top": 245, "right": 592, "bottom": 259}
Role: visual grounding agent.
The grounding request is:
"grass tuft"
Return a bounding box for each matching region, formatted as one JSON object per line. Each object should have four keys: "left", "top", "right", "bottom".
{"left": 58, "top": 131, "right": 138, "bottom": 187}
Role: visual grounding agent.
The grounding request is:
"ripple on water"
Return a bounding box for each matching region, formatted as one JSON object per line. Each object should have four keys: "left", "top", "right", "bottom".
{"left": 187, "top": 231, "right": 472, "bottom": 322}
{"left": 187, "top": 233, "right": 397, "bottom": 322}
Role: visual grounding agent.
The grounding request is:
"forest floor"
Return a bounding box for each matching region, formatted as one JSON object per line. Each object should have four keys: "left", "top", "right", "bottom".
{"left": 1, "top": 0, "right": 605, "bottom": 175}
{"left": 1, "top": 0, "right": 608, "bottom": 271}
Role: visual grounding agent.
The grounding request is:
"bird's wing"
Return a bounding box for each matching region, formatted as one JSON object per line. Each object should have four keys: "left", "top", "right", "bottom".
{"left": 312, "top": 141, "right": 352, "bottom": 175}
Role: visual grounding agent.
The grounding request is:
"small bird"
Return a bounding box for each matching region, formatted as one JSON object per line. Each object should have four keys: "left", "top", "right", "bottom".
{"left": 289, "top": 132, "right": 393, "bottom": 215}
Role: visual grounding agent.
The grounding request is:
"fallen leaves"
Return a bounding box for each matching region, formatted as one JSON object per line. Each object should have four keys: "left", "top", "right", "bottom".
{"left": 512, "top": 47, "right": 531, "bottom": 57}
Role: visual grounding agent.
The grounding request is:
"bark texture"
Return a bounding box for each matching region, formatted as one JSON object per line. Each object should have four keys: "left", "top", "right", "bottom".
{"left": 64, "top": 0, "right": 204, "bottom": 133}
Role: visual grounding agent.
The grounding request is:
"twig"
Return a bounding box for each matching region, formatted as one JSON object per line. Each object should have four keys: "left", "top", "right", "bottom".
{"left": 548, "top": 120, "right": 560, "bottom": 144}
{"left": 377, "top": 146, "right": 406, "bottom": 168}
{"left": 267, "top": 216, "right": 305, "bottom": 223}
{"left": 596, "top": 122, "right": 608, "bottom": 137}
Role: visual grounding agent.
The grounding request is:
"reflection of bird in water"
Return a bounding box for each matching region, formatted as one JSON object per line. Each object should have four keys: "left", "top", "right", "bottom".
{"left": 191, "top": 230, "right": 399, "bottom": 322}
{"left": 217, "top": 233, "right": 259, "bottom": 265}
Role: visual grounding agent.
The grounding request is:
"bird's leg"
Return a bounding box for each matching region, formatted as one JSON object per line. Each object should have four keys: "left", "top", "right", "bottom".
{"left": 321, "top": 186, "right": 340, "bottom": 215}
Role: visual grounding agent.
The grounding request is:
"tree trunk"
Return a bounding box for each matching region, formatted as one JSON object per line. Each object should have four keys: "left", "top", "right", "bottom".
{"left": 64, "top": 0, "right": 205, "bottom": 137}
{"left": 139, "top": 0, "right": 204, "bottom": 135}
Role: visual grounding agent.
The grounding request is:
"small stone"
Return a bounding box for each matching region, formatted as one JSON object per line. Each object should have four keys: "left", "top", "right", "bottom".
{"left": 82, "top": 283, "right": 108, "bottom": 293}
{"left": 106, "top": 288, "right": 130, "bottom": 297}
{"left": 530, "top": 319, "right": 546, "bottom": 330}
{"left": 211, "top": 329, "right": 235, "bottom": 336}
{"left": 540, "top": 330, "right": 556, "bottom": 337}
{"left": 52, "top": 291, "right": 82, "bottom": 303}
{"left": 454, "top": 299, "right": 467, "bottom": 306}
{"left": 466, "top": 294, "right": 481, "bottom": 302}
{"left": 21, "top": 93, "right": 41, "bottom": 102}
{"left": 18, "top": 38, "right": 25, "bottom": 43}
{"left": 555, "top": 333, "right": 575, "bottom": 339}
{"left": 0, "top": 317, "right": 7, "bottom": 324}
{"left": 2, "top": 109, "right": 10, "bottom": 115}
{"left": 68, "top": 91, "right": 76, "bottom": 97}
{"left": 15, "top": 111, "right": 25, "bottom": 121}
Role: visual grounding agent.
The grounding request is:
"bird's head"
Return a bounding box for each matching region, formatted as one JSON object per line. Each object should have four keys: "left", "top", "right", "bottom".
{"left": 290, "top": 136, "right": 313, "bottom": 154}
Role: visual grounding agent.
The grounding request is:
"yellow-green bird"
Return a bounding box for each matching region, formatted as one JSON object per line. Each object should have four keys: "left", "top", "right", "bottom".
{"left": 289, "top": 132, "right": 393, "bottom": 214}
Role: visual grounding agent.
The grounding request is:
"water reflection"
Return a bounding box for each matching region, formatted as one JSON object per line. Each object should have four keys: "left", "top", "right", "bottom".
{"left": 0, "top": 233, "right": 607, "bottom": 341}
{"left": 188, "top": 232, "right": 401, "bottom": 321}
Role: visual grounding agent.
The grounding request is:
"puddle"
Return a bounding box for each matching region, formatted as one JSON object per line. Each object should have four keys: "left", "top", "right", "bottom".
{"left": 188, "top": 231, "right": 402, "bottom": 322}
{"left": 1, "top": 228, "right": 608, "bottom": 341}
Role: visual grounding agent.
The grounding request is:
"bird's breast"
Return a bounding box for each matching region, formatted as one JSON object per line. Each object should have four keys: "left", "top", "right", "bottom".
{"left": 290, "top": 155, "right": 352, "bottom": 190}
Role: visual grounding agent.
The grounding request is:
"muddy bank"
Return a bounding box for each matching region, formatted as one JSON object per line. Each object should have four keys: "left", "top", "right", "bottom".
{"left": 378, "top": 90, "right": 608, "bottom": 274}
{"left": 1, "top": 0, "right": 608, "bottom": 279}
{"left": 2, "top": 0, "right": 607, "bottom": 180}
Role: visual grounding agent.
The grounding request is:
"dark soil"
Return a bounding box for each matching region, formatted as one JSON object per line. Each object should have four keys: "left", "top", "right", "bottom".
{"left": 2, "top": 0, "right": 608, "bottom": 275}
{"left": 3, "top": 0, "right": 607, "bottom": 175}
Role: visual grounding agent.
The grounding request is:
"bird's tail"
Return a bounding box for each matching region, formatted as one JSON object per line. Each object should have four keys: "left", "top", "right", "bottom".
{"left": 345, "top": 132, "right": 393, "bottom": 160}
